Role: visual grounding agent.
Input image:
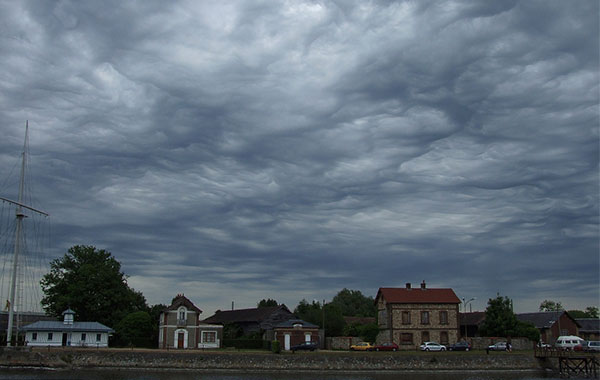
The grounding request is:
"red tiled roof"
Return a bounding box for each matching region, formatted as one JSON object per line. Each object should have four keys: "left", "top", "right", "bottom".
{"left": 376, "top": 287, "right": 460, "bottom": 304}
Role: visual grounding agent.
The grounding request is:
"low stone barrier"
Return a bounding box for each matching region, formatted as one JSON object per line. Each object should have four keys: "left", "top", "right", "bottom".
{"left": 0, "top": 348, "right": 542, "bottom": 371}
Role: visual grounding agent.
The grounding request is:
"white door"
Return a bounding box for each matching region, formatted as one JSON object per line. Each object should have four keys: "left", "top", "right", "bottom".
{"left": 284, "top": 334, "right": 291, "bottom": 351}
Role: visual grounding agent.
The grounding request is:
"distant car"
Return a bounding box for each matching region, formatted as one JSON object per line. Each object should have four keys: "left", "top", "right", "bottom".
{"left": 350, "top": 342, "right": 373, "bottom": 351}
{"left": 448, "top": 341, "right": 471, "bottom": 351}
{"left": 584, "top": 341, "right": 600, "bottom": 352}
{"left": 291, "top": 341, "right": 318, "bottom": 352}
{"left": 420, "top": 342, "right": 446, "bottom": 351}
{"left": 370, "top": 342, "right": 399, "bottom": 352}
{"left": 573, "top": 341, "right": 585, "bottom": 352}
{"left": 537, "top": 342, "right": 551, "bottom": 349}
{"left": 488, "top": 342, "right": 507, "bottom": 351}
{"left": 555, "top": 336, "right": 585, "bottom": 351}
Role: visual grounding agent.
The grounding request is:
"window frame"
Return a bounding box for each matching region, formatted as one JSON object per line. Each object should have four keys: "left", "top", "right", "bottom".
{"left": 421, "top": 311, "right": 430, "bottom": 325}
{"left": 401, "top": 311, "right": 411, "bottom": 325}
{"left": 439, "top": 311, "right": 448, "bottom": 325}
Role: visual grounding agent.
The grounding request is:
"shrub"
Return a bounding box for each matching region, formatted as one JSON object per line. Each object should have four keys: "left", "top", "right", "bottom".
{"left": 271, "top": 340, "right": 281, "bottom": 354}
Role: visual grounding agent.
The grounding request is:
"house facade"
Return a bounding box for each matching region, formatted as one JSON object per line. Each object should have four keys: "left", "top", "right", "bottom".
{"left": 516, "top": 311, "right": 580, "bottom": 344}
{"left": 21, "top": 309, "right": 113, "bottom": 347}
{"left": 159, "top": 294, "right": 222, "bottom": 349}
{"left": 576, "top": 318, "right": 600, "bottom": 341}
{"left": 273, "top": 319, "right": 319, "bottom": 351}
{"left": 375, "top": 282, "right": 461, "bottom": 350}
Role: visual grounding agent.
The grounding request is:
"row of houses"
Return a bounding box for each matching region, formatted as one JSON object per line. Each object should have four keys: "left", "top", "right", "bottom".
{"left": 10, "top": 281, "right": 600, "bottom": 350}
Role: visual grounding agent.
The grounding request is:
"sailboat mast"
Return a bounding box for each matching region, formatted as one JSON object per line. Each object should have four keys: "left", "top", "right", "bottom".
{"left": 6, "top": 121, "right": 28, "bottom": 346}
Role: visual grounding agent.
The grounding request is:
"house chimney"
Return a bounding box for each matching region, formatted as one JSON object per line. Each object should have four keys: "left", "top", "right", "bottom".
{"left": 421, "top": 280, "right": 426, "bottom": 289}
{"left": 406, "top": 283, "right": 411, "bottom": 289}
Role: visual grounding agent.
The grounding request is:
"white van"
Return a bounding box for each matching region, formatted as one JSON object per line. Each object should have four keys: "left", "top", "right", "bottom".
{"left": 555, "top": 335, "right": 584, "bottom": 350}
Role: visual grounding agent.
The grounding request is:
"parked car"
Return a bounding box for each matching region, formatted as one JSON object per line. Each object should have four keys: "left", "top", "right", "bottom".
{"left": 291, "top": 341, "right": 318, "bottom": 352}
{"left": 584, "top": 341, "right": 600, "bottom": 352}
{"left": 537, "top": 341, "right": 551, "bottom": 349}
{"left": 370, "top": 342, "right": 399, "bottom": 352}
{"left": 350, "top": 342, "right": 373, "bottom": 351}
{"left": 488, "top": 342, "right": 507, "bottom": 351}
{"left": 573, "top": 341, "right": 585, "bottom": 352}
{"left": 420, "top": 342, "right": 446, "bottom": 351}
{"left": 555, "top": 336, "right": 585, "bottom": 351}
{"left": 448, "top": 341, "right": 471, "bottom": 351}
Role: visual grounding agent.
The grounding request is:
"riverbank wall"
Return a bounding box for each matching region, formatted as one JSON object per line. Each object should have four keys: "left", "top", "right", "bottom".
{"left": 0, "top": 348, "right": 544, "bottom": 371}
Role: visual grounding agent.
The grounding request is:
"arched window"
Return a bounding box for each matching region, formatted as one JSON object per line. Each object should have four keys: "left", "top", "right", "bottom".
{"left": 178, "top": 307, "right": 186, "bottom": 323}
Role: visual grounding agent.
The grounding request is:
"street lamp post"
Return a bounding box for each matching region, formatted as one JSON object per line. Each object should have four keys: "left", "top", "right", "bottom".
{"left": 461, "top": 297, "right": 476, "bottom": 339}
{"left": 322, "top": 299, "right": 325, "bottom": 349}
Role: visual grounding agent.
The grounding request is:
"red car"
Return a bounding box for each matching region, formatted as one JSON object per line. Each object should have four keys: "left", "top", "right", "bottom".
{"left": 370, "top": 342, "right": 399, "bottom": 351}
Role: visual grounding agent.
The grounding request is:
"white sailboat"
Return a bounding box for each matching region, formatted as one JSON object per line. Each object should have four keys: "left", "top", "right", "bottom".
{"left": 0, "top": 121, "right": 49, "bottom": 346}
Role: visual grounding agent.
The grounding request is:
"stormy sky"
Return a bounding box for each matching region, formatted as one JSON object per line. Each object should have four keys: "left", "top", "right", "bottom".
{"left": 0, "top": 0, "right": 598, "bottom": 316}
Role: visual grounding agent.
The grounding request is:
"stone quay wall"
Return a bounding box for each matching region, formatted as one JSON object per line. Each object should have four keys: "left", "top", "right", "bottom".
{"left": 0, "top": 348, "right": 542, "bottom": 372}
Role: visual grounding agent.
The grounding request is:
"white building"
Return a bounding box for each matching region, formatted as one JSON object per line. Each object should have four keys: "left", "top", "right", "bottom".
{"left": 21, "top": 309, "right": 113, "bottom": 347}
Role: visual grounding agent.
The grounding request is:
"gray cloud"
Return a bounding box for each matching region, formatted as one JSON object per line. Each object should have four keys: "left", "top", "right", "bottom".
{"left": 0, "top": 0, "right": 597, "bottom": 315}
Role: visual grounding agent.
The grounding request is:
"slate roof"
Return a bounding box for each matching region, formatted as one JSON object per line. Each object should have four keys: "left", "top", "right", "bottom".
{"left": 576, "top": 318, "right": 600, "bottom": 333}
{"left": 165, "top": 294, "right": 202, "bottom": 313}
{"left": 203, "top": 305, "right": 291, "bottom": 324}
{"left": 459, "top": 312, "right": 486, "bottom": 325}
{"left": 376, "top": 287, "right": 460, "bottom": 304}
{"left": 20, "top": 321, "right": 113, "bottom": 333}
{"left": 275, "top": 319, "right": 319, "bottom": 329}
{"left": 516, "top": 311, "right": 581, "bottom": 329}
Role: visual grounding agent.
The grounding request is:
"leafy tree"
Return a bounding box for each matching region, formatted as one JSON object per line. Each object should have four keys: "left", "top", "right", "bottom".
{"left": 343, "top": 322, "right": 379, "bottom": 342}
{"left": 480, "top": 295, "right": 539, "bottom": 341}
{"left": 294, "top": 299, "right": 345, "bottom": 337}
{"left": 257, "top": 299, "right": 278, "bottom": 308}
{"left": 114, "top": 311, "right": 154, "bottom": 347}
{"left": 568, "top": 306, "right": 599, "bottom": 318}
{"left": 147, "top": 303, "right": 167, "bottom": 347}
{"left": 539, "top": 300, "right": 563, "bottom": 312}
{"left": 41, "top": 245, "right": 147, "bottom": 329}
{"left": 330, "top": 288, "right": 376, "bottom": 318}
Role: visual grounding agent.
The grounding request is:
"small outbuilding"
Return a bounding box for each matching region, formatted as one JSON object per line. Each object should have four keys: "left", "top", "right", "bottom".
{"left": 273, "top": 319, "right": 320, "bottom": 351}
{"left": 21, "top": 309, "right": 113, "bottom": 347}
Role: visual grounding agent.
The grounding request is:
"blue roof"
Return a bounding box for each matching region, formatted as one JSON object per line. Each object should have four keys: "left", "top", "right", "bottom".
{"left": 20, "top": 321, "right": 113, "bottom": 333}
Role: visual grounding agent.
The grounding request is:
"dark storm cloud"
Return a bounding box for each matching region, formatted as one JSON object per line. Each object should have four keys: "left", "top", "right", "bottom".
{"left": 0, "top": 0, "right": 597, "bottom": 314}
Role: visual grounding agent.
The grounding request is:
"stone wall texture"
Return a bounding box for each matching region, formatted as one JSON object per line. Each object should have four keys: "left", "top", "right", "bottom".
{"left": 0, "top": 348, "right": 542, "bottom": 371}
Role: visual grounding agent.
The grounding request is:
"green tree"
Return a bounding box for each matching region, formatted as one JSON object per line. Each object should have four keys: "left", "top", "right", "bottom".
{"left": 479, "top": 295, "right": 539, "bottom": 341}
{"left": 330, "top": 288, "right": 376, "bottom": 318}
{"left": 568, "top": 306, "right": 599, "bottom": 318}
{"left": 147, "top": 303, "right": 167, "bottom": 347}
{"left": 114, "top": 311, "right": 154, "bottom": 347}
{"left": 294, "top": 299, "right": 345, "bottom": 337}
{"left": 257, "top": 299, "right": 278, "bottom": 308}
{"left": 539, "top": 300, "right": 563, "bottom": 312}
{"left": 40, "top": 245, "right": 147, "bottom": 329}
{"left": 343, "top": 322, "right": 379, "bottom": 342}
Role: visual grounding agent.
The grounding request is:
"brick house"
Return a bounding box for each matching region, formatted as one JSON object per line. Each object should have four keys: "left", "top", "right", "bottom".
{"left": 273, "top": 319, "right": 320, "bottom": 351}
{"left": 516, "top": 311, "right": 580, "bottom": 344}
{"left": 159, "top": 294, "right": 223, "bottom": 349}
{"left": 375, "top": 281, "right": 461, "bottom": 350}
